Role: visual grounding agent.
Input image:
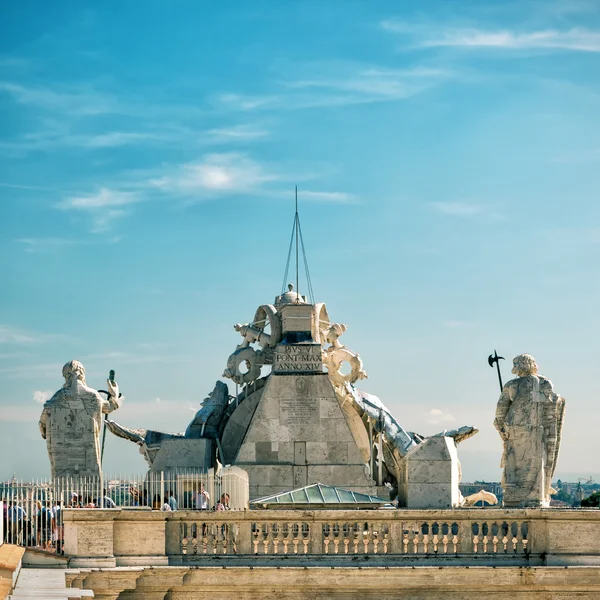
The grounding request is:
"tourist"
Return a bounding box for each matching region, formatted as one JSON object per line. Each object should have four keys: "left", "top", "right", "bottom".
{"left": 84, "top": 496, "right": 96, "bottom": 508}
{"left": 70, "top": 493, "right": 81, "bottom": 508}
{"left": 53, "top": 500, "right": 63, "bottom": 554}
{"left": 192, "top": 483, "right": 210, "bottom": 510}
{"left": 7, "top": 501, "right": 27, "bottom": 545}
{"left": 151, "top": 494, "right": 171, "bottom": 511}
{"left": 96, "top": 488, "right": 117, "bottom": 508}
{"left": 38, "top": 501, "right": 54, "bottom": 551}
{"left": 168, "top": 490, "right": 178, "bottom": 511}
{"left": 215, "top": 493, "right": 231, "bottom": 511}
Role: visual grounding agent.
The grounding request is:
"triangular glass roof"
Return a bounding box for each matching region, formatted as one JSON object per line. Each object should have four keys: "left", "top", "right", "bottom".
{"left": 251, "top": 483, "right": 387, "bottom": 506}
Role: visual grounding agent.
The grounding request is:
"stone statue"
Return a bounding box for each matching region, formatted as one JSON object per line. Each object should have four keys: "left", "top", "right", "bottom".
{"left": 494, "top": 354, "right": 566, "bottom": 508}
{"left": 105, "top": 381, "right": 229, "bottom": 468}
{"left": 39, "top": 360, "right": 121, "bottom": 479}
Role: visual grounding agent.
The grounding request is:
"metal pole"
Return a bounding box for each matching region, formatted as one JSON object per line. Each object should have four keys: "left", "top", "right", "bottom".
{"left": 295, "top": 186, "right": 299, "bottom": 302}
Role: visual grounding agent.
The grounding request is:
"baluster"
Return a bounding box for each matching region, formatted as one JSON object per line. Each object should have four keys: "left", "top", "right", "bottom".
{"left": 271, "top": 523, "right": 280, "bottom": 554}
{"left": 431, "top": 522, "right": 440, "bottom": 554}
{"left": 362, "top": 522, "right": 370, "bottom": 554}
{"left": 441, "top": 523, "right": 449, "bottom": 554}
{"left": 491, "top": 522, "right": 499, "bottom": 554}
{"left": 421, "top": 522, "right": 430, "bottom": 554}
{"left": 191, "top": 523, "right": 199, "bottom": 555}
{"left": 291, "top": 523, "right": 300, "bottom": 554}
{"left": 301, "top": 522, "right": 310, "bottom": 554}
{"left": 252, "top": 523, "right": 260, "bottom": 554}
{"left": 282, "top": 522, "right": 290, "bottom": 555}
{"left": 343, "top": 523, "right": 350, "bottom": 555}
{"left": 332, "top": 523, "right": 341, "bottom": 554}
{"left": 521, "top": 522, "right": 529, "bottom": 555}
{"left": 472, "top": 522, "right": 480, "bottom": 553}
{"left": 501, "top": 521, "right": 509, "bottom": 553}
{"left": 323, "top": 522, "right": 331, "bottom": 554}
{"left": 381, "top": 523, "right": 389, "bottom": 554}
{"left": 262, "top": 523, "right": 270, "bottom": 554}
{"left": 482, "top": 522, "right": 489, "bottom": 554}
{"left": 402, "top": 523, "right": 410, "bottom": 554}
{"left": 181, "top": 523, "right": 188, "bottom": 555}
{"left": 510, "top": 522, "right": 519, "bottom": 554}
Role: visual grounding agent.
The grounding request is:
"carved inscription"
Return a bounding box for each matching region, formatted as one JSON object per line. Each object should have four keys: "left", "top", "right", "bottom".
{"left": 280, "top": 397, "right": 319, "bottom": 425}
{"left": 273, "top": 345, "right": 323, "bottom": 373}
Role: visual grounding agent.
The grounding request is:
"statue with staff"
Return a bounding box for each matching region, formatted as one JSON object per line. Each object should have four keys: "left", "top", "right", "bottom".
{"left": 490, "top": 352, "right": 566, "bottom": 508}
{"left": 39, "top": 360, "right": 122, "bottom": 479}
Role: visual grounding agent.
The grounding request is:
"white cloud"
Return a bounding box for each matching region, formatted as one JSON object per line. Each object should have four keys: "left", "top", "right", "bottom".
{"left": 57, "top": 188, "right": 140, "bottom": 232}
{"left": 204, "top": 124, "right": 270, "bottom": 142}
{"left": 59, "top": 188, "right": 139, "bottom": 210}
{"left": 33, "top": 390, "right": 52, "bottom": 404}
{"left": 150, "top": 153, "right": 279, "bottom": 196}
{"left": 0, "top": 81, "right": 117, "bottom": 115}
{"left": 0, "top": 325, "right": 71, "bottom": 346}
{"left": 430, "top": 201, "right": 483, "bottom": 217}
{"left": 427, "top": 408, "right": 456, "bottom": 425}
{"left": 300, "top": 190, "right": 356, "bottom": 204}
{"left": 444, "top": 320, "right": 473, "bottom": 328}
{"left": 16, "top": 236, "right": 121, "bottom": 253}
{"left": 218, "top": 63, "right": 451, "bottom": 112}
{"left": 382, "top": 21, "right": 600, "bottom": 53}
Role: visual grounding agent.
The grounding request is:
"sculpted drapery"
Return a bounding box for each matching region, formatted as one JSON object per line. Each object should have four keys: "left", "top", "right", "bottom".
{"left": 494, "top": 354, "right": 565, "bottom": 508}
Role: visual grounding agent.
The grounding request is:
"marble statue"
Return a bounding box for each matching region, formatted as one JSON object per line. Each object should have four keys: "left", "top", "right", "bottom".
{"left": 105, "top": 381, "right": 229, "bottom": 469}
{"left": 494, "top": 354, "right": 566, "bottom": 508}
{"left": 39, "top": 360, "right": 121, "bottom": 479}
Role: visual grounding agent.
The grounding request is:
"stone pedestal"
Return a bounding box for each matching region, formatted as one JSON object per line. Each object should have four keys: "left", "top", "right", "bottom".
{"left": 148, "top": 439, "right": 213, "bottom": 472}
{"left": 403, "top": 436, "right": 460, "bottom": 509}
{"left": 234, "top": 342, "right": 376, "bottom": 499}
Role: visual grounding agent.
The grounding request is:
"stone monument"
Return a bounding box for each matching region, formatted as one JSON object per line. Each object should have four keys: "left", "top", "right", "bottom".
{"left": 105, "top": 381, "right": 228, "bottom": 471}
{"left": 494, "top": 353, "right": 566, "bottom": 508}
{"left": 39, "top": 360, "right": 121, "bottom": 479}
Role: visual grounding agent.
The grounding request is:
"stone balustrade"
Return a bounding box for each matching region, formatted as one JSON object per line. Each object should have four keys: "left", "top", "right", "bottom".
{"left": 63, "top": 507, "right": 600, "bottom": 568}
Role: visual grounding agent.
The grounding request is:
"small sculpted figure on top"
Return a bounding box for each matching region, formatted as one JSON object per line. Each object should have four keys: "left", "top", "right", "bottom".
{"left": 39, "top": 360, "right": 121, "bottom": 479}
{"left": 494, "top": 354, "right": 566, "bottom": 508}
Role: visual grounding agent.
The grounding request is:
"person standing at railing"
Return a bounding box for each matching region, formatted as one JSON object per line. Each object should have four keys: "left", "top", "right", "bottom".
{"left": 8, "top": 501, "right": 27, "bottom": 545}
{"left": 192, "top": 483, "right": 210, "bottom": 510}
{"left": 215, "top": 493, "right": 230, "bottom": 511}
{"left": 52, "top": 500, "right": 63, "bottom": 554}
{"left": 168, "top": 490, "right": 178, "bottom": 511}
{"left": 96, "top": 488, "right": 116, "bottom": 508}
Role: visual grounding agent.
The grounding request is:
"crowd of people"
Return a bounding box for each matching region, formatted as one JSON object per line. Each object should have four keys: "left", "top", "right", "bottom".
{"left": 2, "top": 499, "right": 63, "bottom": 552}
{"left": 1, "top": 485, "right": 232, "bottom": 553}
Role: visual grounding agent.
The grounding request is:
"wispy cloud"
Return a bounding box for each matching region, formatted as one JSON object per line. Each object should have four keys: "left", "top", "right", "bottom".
{"left": 427, "top": 408, "right": 456, "bottom": 425}
{"left": 0, "top": 81, "right": 117, "bottom": 115}
{"left": 382, "top": 20, "right": 600, "bottom": 53}
{"left": 429, "top": 201, "right": 503, "bottom": 220}
{"left": 150, "top": 152, "right": 280, "bottom": 196}
{"left": 57, "top": 188, "right": 140, "bottom": 232}
{"left": 0, "top": 325, "right": 69, "bottom": 345}
{"left": 217, "top": 63, "right": 451, "bottom": 112}
{"left": 444, "top": 320, "right": 474, "bottom": 328}
{"left": 33, "top": 390, "right": 52, "bottom": 404}
{"left": 204, "top": 124, "right": 270, "bottom": 143}
{"left": 300, "top": 190, "right": 357, "bottom": 204}
{"left": 16, "top": 236, "right": 121, "bottom": 253}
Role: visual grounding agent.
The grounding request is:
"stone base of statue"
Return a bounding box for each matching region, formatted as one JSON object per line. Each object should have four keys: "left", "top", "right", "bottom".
{"left": 403, "top": 436, "right": 461, "bottom": 509}
{"left": 148, "top": 439, "right": 213, "bottom": 472}
{"left": 232, "top": 342, "right": 376, "bottom": 499}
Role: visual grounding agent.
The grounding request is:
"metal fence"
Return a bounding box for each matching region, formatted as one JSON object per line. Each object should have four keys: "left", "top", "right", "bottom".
{"left": 0, "top": 466, "right": 249, "bottom": 554}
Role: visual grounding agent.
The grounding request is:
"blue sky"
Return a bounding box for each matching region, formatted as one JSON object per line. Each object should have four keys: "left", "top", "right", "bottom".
{"left": 1, "top": 0, "right": 600, "bottom": 482}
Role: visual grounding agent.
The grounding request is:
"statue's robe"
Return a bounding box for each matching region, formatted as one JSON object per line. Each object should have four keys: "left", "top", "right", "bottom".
{"left": 39, "top": 379, "right": 120, "bottom": 479}
{"left": 494, "top": 374, "right": 565, "bottom": 508}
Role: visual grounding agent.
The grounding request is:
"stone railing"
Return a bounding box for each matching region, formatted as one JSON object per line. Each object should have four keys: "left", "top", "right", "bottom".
{"left": 63, "top": 507, "right": 600, "bottom": 568}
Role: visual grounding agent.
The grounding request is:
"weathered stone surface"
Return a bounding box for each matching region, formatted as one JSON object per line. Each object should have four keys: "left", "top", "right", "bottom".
{"left": 39, "top": 361, "right": 121, "bottom": 479}
{"left": 404, "top": 436, "right": 460, "bottom": 508}
{"left": 149, "top": 439, "right": 213, "bottom": 472}
{"left": 234, "top": 371, "right": 375, "bottom": 498}
{"left": 494, "top": 354, "right": 566, "bottom": 508}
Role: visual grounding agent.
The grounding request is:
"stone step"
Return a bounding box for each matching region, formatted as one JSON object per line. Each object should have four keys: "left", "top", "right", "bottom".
{"left": 9, "top": 568, "right": 94, "bottom": 599}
